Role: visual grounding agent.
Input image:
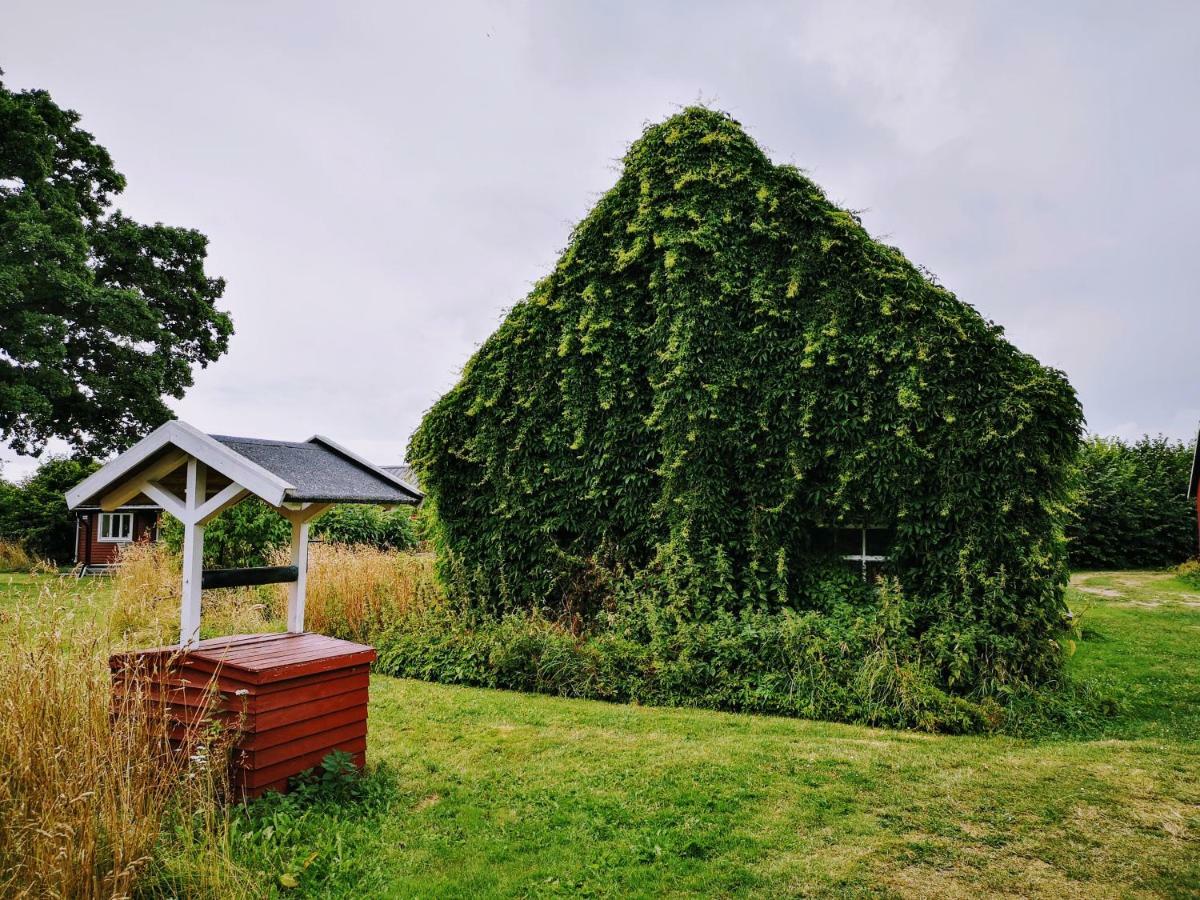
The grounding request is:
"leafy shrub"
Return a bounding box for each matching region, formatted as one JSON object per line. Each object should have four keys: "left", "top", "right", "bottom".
{"left": 1176, "top": 559, "right": 1200, "bottom": 590}
{"left": 374, "top": 573, "right": 1108, "bottom": 734}
{"left": 161, "top": 497, "right": 291, "bottom": 569}
{"left": 0, "top": 456, "right": 98, "bottom": 564}
{"left": 408, "top": 106, "right": 1082, "bottom": 704}
{"left": 311, "top": 504, "right": 416, "bottom": 552}
{"left": 1066, "top": 435, "right": 1196, "bottom": 569}
{"left": 229, "top": 756, "right": 396, "bottom": 894}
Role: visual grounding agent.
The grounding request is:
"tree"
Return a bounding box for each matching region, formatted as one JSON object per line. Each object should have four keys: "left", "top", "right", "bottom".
{"left": 0, "top": 71, "right": 232, "bottom": 457}
{"left": 1067, "top": 435, "right": 1196, "bottom": 569}
{"left": 0, "top": 456, "right": 99, "bottom": 562}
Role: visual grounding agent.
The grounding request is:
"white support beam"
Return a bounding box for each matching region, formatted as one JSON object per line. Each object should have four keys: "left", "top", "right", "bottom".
{"left": 286, "top": 519, "right": 309, "bottom": 633}
{"left": 179, "top": 459, "right": 207, "bottom": 647}
{"left": 99, "top": 449, "right": 187, "bottom": 511}
{"left": 196, "top": 483, "right": 249, "bottom": 525}
{"left": 139, "top": 480, "right": 186, "bottom": 522}
{"left": 279, "top": 503, "right": 331, "bottom": 525}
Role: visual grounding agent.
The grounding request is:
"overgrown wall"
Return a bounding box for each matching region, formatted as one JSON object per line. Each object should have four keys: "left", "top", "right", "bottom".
{"left": 409, "top": 107, "right": 1082, "bottom": 697}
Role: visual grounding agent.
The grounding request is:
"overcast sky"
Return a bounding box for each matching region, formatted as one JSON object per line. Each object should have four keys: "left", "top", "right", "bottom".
{"left": 3, "top": 1, "right": 1198, "bottom": 479}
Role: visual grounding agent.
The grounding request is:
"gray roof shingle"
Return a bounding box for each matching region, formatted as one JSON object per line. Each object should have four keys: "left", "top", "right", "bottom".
{"left": 212, "top": 435, "right": 422, "bottom": 505}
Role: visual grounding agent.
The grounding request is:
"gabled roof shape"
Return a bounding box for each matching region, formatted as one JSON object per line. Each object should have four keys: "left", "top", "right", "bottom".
{"left": 1189, "top": 422, "right": 1200, "bottom": 499}
{"left": 66, "top": 420, "right": 422, "bottom": 511}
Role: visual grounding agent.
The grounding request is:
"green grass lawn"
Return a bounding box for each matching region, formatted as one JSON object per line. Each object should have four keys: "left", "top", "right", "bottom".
{"left": 227, "top": 571, "right": 1200, "bottom": 898}
{"left": 5, "top": 569, "right": 1199, "bottom": 897}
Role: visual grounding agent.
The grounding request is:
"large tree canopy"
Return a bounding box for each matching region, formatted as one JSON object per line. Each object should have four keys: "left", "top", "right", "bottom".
{"left": 0, "top": 73, "right": 231, "bottom": 456}
{"left": 411, "top": 107, "right": 1082, "bottom": 693}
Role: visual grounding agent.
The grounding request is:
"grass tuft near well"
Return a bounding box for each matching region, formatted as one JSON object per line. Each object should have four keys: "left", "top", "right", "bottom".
{"left": 292, "top": 544, "right": 442, "bottom": 643}
{"left": 0, "top": 583, "right": 250, "bottom": 899}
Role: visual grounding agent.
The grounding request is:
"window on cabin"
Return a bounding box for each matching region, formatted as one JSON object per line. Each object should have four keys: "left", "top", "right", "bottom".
{"left": 815, "top": 525, "right": 892, "bottom": 580}
{"left": 98, "top": 512, "right": 134, "bottom": 542}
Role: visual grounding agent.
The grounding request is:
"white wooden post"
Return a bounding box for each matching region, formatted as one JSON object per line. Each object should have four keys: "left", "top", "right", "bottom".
{"left": 286, "top": 519, "right": 309, "bottom": 633}
{"left": 179, "top": 458, "right": 207, "bottom": 646}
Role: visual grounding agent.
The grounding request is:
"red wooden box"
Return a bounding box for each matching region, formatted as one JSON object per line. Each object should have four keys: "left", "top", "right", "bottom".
{"left": 111, "top": 632, "right": 375, "bottom": 799}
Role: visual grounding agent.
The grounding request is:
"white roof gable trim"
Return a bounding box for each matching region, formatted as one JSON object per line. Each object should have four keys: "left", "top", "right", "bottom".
{"left": 65, "top": 420, "right": 294, "bottom": 511}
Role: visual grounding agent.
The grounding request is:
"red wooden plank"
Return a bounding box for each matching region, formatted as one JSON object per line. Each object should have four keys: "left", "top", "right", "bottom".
{"left": 241, "top": 721, "right": 367, "bottom": 769}
{"left": 219, "top": 640, "right": 373, "bottom": 670}
{"left": 112, "top": 632, "right": 371, "bottom": 673}
{"left": 197, "top": 633, "right": 371, "bottom": 664}
{"left": 254, "top": 688, "right": 368, "bottom": 731}
{"left": 238, "top": 704, "right": 367, "bottom": 751}
{"left": 241, "top": 662, "right": 370, "bottom": 694}
{"left": 136, "top": 659, "right": 369, "bottom": 697}
{"left": 193, "top": 637, "right": 332, "bottom": 667}
{"left": 242, "top": 739, "right": 366, "bottom": 789}
{"left": 160, "top": 647, "right": 374, "bottom": 685}
{"left": 250, "top": 673, "right": 368, "bottom": 713}
{"left": 248, "top": 653, "right": 376, "bottom": 684}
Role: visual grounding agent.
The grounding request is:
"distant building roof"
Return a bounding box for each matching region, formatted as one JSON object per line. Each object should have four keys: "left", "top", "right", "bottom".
{"left": 381, "top": 464, "right": 419, "bottom": 492}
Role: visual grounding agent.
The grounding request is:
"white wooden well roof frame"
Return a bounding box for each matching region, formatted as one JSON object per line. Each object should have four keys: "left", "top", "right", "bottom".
{"left": 65, "top": 420, "right": 421, "bottom": 647}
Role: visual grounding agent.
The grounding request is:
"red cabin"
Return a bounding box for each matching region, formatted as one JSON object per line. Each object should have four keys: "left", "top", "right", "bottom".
{"left": 73, "top": 502, "right": 161, "bottom": 571}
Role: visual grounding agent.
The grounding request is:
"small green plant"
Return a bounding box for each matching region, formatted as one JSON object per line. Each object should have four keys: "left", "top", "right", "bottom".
{"left": 228, "top": 758, "right": 397, "bottom": 893}
{"left": 1176, "top": 559, "right": 1200, "bottom": 589}
{"left": 289, "top": 750, "right": 366, "bottom": 805}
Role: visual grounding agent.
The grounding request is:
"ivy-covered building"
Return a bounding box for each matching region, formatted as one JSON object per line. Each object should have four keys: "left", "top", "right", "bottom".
{"left": 410, "top": 107, "right": 1083, "bottom": 698}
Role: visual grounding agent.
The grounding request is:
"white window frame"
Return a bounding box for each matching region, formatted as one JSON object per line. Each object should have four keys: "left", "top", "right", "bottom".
{"left": 842, "top": 526, "right": 888, "bottom": 579}
{"left": 98, "top": 511, "right": 134, "bottom": 543}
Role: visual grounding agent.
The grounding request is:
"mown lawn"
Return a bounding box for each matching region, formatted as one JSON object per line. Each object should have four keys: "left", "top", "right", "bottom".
{"left": 3, "top": 569, "right": 1198, "bottom": 897}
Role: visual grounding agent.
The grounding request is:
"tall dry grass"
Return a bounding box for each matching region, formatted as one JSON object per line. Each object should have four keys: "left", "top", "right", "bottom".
{"left": 108, "top": 542, "right": 282, "bottom": 647}
{"left": 0, "top": 584, "right": 252, "bottom": 899}
{"left": 108, "top": 541, "right": 442, "bottom": 646}
{"left": 291, "top": 543, "right": 443, "bottom": 643}
{"left": 0, "top": 537, "right": 39, "bottom": 573}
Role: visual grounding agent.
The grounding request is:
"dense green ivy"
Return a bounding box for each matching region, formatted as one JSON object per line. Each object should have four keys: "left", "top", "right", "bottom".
{"left": 409, "top": 107, "right": 1082, "bottom": 696}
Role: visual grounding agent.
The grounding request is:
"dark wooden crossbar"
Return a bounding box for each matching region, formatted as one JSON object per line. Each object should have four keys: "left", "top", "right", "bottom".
{"left": 201, "top": 565, "right": 299, "bottom": 590}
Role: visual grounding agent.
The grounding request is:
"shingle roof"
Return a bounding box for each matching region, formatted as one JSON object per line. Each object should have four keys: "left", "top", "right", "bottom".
{"left": 212, "top": 435, "right": 422, "bottom": 505}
